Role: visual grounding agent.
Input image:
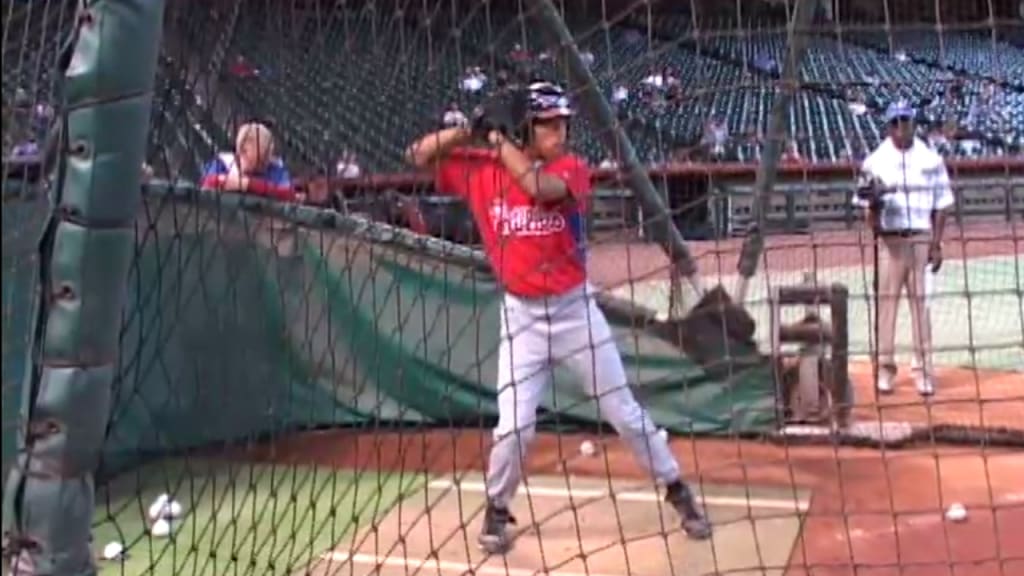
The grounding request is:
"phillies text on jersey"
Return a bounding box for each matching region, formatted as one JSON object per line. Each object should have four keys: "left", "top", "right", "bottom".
{"left": 490, "top": 200, "right": 568, "bottom": 237}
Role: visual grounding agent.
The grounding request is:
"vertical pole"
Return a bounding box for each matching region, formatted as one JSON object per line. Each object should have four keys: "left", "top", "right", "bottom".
{"left": 734, "top": 0, "right": 815, "bottom": 306}
{"left": 2, "top": 1, "right": 165, "bottom": 574}
{"left": 529, "top": 0, "right": 704, "bottom": 301}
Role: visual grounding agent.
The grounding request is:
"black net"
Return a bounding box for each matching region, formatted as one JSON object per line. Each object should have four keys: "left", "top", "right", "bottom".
{"left": 3, "top": 1, "right": 1022, "bottom": 575}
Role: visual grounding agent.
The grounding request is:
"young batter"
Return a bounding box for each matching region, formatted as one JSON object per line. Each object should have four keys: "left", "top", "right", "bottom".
{"left": 405, "top": 82, "right": 712, "bottom": 554}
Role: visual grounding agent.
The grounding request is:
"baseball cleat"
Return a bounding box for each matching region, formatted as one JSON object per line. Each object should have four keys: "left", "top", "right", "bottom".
{"left": 666, "top": 481, "right": 713, "bottom": 540}
{"left": 915, "top": 374, "right": 935, "bottom": 397}
{"left": 478, "top": 503, "right": 516, "bottom": 554}
{"left": 876, "top": 367, "right": 894, "bottom": 395}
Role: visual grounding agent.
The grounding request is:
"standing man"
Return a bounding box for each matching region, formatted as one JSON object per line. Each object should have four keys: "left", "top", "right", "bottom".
{"left": 404, "top": 81, "right": 712, "bottom": 554}
{"left": 855, "top": 100, "right": 954, "bottom": 397}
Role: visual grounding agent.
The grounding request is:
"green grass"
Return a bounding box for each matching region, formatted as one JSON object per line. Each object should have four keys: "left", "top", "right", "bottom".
{"left": 91, "top": 459, "right": 424, "bottom": 576}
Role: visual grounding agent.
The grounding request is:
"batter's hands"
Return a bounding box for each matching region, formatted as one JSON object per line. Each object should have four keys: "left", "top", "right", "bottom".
{"left": 928, "top": 242, "right": 943, "bottom": 273}
{"left": 471, "top": 89, "right": 528, "bottom": 142}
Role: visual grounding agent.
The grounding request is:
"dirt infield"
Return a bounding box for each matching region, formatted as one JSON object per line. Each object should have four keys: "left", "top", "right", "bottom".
{"left": 235, "top": 357, "right": 1023, "bottom": 576}
{"left": 235, "top": 428, "right": 1022, "bottom": 576}
{"left": 307, "top": 472, "right": 806, "bottom": 576}
{"left": 224, "top": 345, "right": 1023, "bottom": 575}
{"left": 586, "top": 222, "right": 1021, "bottom": 287}
{"left": 847, "top": 362, "right": 1023, "bottom": 431}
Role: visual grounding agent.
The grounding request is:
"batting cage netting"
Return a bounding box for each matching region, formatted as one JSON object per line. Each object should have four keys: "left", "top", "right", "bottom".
{"left": 3, "top": 0, "right": 1023, "bottom": 575}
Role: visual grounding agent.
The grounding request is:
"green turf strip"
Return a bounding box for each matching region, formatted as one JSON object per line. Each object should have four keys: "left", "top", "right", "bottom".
{"left": 91, "top": 459, "right": 424, "bottom": 575}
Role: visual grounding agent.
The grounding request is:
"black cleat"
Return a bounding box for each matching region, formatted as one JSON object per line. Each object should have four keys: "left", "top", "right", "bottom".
{"left": 666, "top": 481, "right": 713, "bottom": 540}
{"left": 477, "top": 503, "right": 517, "bottom": 554}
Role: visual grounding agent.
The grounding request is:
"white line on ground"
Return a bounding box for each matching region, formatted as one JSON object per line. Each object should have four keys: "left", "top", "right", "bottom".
{"left": 428, "top": 479, "right": 810, "bottom": 512}
{"left": 321, "top": 551, "right": 624, "bottom": 576}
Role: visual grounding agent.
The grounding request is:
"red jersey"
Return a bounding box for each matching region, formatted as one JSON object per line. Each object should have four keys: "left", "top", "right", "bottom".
{"left": 435, "top": 149, "right": 592, "bottom": 298}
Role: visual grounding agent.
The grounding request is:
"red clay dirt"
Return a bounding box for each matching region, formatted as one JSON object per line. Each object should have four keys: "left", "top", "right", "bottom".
{"left": 847, "top": 362, "right": 1023, "bottom": 431}
{"left": 235, "top": 401, "right": 1023, "bottom": 576}
{"left": 230, "top": 316, "right": 1023, "bottom": 574}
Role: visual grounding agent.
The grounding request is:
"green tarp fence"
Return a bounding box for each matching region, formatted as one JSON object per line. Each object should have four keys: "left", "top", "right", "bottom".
{"left": 3, "top": 182, "right": 776, "bottom": 478}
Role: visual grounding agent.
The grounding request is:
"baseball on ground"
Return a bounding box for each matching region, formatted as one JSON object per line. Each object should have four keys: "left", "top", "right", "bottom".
{"left": 579, "top": 440, "right": 597, "bottom": 457}
{"left": 150, "top": 518, "right": 173, "bottom": 538}
{"left": 945, "top": 502, "right": 968, "bottom": 522}
{"left": 101, "top": 541, "right": 124, "bottom": 561}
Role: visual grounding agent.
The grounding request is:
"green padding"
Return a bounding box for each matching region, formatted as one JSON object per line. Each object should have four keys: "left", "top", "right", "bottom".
{"left": 6, "top": 459, "right": 95, "bottom": 574}
{"left": 63, "top": 99, "right": 152, "bottom": 222}
{"left": 26, "top": 366, "right": 113, "bottom": 477}
{"left": 303, "top": 232, "right": 776, "bottom": 434}
{"left": 44, "top": 222, "right": 134, "bottom": 363}
{"left": 62, "top": 1, "right": 163, "bottom": 107}
{"left": 101, "top": 228, "right": 358, "bottom": 473}
{"left": 8, "top": 189, "right": 775, "bottom": 480}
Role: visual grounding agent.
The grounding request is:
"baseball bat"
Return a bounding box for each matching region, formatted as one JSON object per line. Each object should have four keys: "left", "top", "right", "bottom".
{"left": 734, "top": 0, "right": 816, "bottom": 305}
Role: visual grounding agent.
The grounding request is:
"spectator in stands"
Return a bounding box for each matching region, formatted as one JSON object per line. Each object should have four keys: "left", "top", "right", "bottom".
{"left": 848, "top": 90, "right": 868, "bottom": 116}
{"left": 509, "top": 43, "right": 530, "bottom": 64}
{"left": 229, "top": 55, "right": 257, "bottom": 79}
{"left": 461, "top": 67, "right": 487, "bottom": 93}
{"left": 495, "top": 69, "right": 511, "bottom": 89}
{"left": 966, "top": 87, "right": 993, "bottom": 128}
{"left": 201, "top": 122, "right": 294, "bottom": 200}
{"left": 752, "top": 52, "right": 778, "bottom": 74}
{"left": 442, "top": 102, "right": 468, "bottom": 129}
{"left": 611, "top": 84, "right": 629, "bottom": 106}
{"left": 14, "top": 87, "right": 30, "bottom": 108}
{"left": 702, "top": 116, "right": 728, "bottom": 161}
{"left": 32, "top": 102, "right": 53, "bottom": 133}
{"left": 782, "top": 138, "right": 802, "bottom": 163}
{"left": 640, "top": 70, "right": 666, "bottom": 92}
{"left": 927, "top": 124, "right": 951, "bottom": 155}
{"left": 12, "top": 138, "right": 39, "bottom": 159}
{"left": 336, "top": 149, "right": 362, "bottom": 180}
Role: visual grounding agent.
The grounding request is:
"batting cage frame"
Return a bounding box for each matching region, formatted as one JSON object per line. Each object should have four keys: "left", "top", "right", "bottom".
{"left": 2, "top": 0, "right": 1023, "bottom": 575}
{"left": 3, "top": 1, "right": 165, "bottom": 574}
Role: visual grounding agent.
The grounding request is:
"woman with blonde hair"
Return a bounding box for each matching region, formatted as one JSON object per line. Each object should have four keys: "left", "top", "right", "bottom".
{"left": 202, "top": 122, "right": 294, "bottom": 200}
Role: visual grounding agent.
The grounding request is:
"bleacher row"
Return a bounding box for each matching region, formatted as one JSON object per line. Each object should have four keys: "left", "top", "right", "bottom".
{"left": 3, "top": 2, "right": 1023, "bottom": 181}
{"left": 227, "top": 6, "right": 1024, "bottom": 174}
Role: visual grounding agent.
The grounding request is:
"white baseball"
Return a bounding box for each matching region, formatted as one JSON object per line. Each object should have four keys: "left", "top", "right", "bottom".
{"left": 945, "top": 502, "right": 967, "bottom": 522}
{"left": 148, "top": 493, "right": 171, "bottom": 520}
{"left": 101, "top": 541, "right": 124, "bottom": 561}
{"left": 579, "top": 440, "right": 597, "bottom": 457}
{"left": 656, "top": 428, "right": 669, "bottom": 443}
{"left": 150, "top": 518, "right": 173, "bottom": 538}
{"left": 168, "top": 500, "right": 184, "bottom": 519}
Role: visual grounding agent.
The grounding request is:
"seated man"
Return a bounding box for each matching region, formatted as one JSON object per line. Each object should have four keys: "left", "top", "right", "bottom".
{"left": 201, "top": 122, "right": 294, "bottom": 201}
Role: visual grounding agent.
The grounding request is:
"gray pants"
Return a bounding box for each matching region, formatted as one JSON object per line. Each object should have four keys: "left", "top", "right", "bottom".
{"left": 485, "top": 284, "right": 681, "bottom": 508}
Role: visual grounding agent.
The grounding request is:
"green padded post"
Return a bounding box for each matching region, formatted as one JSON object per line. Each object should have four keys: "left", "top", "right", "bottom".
{"left": 1, "top": 1, "right": 164, "bottom": 575}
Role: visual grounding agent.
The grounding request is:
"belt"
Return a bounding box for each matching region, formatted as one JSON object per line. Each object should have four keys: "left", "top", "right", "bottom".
{"left": 878, "top": 229, "right": 928, "bottom": 237}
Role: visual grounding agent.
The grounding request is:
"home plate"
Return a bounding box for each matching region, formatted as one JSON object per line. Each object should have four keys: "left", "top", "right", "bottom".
{"left": 307, "top": 473, "right": 807, "bottom": 576}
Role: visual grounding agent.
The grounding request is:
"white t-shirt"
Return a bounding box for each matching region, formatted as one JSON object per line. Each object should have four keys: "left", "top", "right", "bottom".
{"left": 337, "top": 161, "right": 362, "bottom": 179}
{"left": 443, "top": 109, "right": 468, "bottom": 128}
{"left": 853, "top": 137, "right": 954, "bottom": 231}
